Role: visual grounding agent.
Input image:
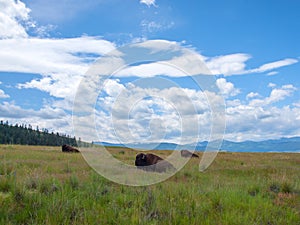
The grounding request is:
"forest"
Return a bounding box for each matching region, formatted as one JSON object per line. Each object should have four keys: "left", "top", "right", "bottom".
{"left": 0, "top": 120, "right": 77, "bottom": 146}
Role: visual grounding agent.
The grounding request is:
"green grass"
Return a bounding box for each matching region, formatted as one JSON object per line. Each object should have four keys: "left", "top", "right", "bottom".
{"left": 0, "top": 145, "right": 299, "bottom": 224}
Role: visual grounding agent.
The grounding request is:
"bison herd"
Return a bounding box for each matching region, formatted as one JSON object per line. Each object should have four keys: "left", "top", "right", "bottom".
{"left": 61, "top": 144, "right": 199, "bottom": 173}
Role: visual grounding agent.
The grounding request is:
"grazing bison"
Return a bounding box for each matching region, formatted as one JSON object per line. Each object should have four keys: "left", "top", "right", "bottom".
{"left": 62, "top": 144, "right": 79, "bottom": 153}
{"left": 180, "top": 150, "right": 199, "bottom": 158}
{"left": 135, "top": 153, "right": 175, "bottom": 173}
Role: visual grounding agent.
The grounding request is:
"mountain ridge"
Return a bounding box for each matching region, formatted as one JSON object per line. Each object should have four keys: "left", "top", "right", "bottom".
{"left": 94, "top": 137, "right": 300, "bottom": 152}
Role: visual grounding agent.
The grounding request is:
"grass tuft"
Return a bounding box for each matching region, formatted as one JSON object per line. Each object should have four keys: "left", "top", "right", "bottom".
{"left": 248, "top": 186, "right": 260, "bottom": 196}
{"left": 68, "top": 175, "right": 79, "bottom": 190}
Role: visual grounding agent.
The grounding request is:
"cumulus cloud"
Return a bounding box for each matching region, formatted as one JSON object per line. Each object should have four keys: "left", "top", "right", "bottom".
{"left": 0, "top": 101, "right": 73, "bottom": 135}
{"left": 89, "top": 79, "right": 218, "bottom": 143}
{"left": 1, "top": 0, "right": 299, "bottom": 144}
{"left": 0, "top": 89, "right": 9, "bottom": 98}
{"left": 0, "top": 0, "right": 31, "bottom": 38}
{"left": 268, "top": 85, "right": 297, "bottom": 103}
{"left": 246, "top": 92, "right": 260, "bottom": 100}
{"left": 216, "top": 78, "right": 240, "bottom": 98}
{"left": 249, "top": 84, "right": 297, "bottom": 106}
{"left": 293, "top": 101, "right": 300, "bottom": 108}
{"left": 0, "top": 101, "right": 65, "bottom": 119}
{"left": 222, "top": 82, "right": 300, "bottom": 141}
{"left": 225, "top": 104, "right": 300, "bottom": 141}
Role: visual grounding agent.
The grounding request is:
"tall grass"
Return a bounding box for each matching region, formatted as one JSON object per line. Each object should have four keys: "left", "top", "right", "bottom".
{"left": 0, "top": 145, "right": 299, "bottom": 224}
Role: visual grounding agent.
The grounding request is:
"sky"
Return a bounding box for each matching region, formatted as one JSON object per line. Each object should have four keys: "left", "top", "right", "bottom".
{"left": 0, "top": 0, "right": 300, "bottom": 144}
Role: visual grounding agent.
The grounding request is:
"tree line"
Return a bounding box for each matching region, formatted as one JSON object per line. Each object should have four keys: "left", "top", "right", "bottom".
{"left": 0, "top": 120, "right": 78, "bottom": 146}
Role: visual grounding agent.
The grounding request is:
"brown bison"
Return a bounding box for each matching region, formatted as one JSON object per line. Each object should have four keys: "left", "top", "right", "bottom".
{"left": 135, "top": 153, "right": 175, "bottom": 173}
{"left": 62, "top": 144, "right": 79, "bottom": 153}
{"left": 180, "top": 150, "right": 199, "bottom": 158}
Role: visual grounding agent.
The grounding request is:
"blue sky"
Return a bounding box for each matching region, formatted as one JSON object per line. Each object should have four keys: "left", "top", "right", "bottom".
{"left": 0, "top": 0, "right": 299, "bottom": 143}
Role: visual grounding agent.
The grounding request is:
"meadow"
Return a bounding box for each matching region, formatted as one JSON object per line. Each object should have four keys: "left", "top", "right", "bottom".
{"left": 0, "top": 145, "right": 299, "bottom": 225}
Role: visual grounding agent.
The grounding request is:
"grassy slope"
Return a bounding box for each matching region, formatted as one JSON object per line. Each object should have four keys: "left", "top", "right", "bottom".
{"left": 0, "top": 145, "right": 299, "bottom": 225}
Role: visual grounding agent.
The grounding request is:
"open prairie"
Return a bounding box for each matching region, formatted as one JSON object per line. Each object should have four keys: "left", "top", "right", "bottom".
{"left": 0, "top": 145, "right": 299, "bottom": 225}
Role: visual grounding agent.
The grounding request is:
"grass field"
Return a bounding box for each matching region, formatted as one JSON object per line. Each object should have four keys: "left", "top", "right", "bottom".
{"left": 0, "top": 145, "right": 299, "bottom": 225}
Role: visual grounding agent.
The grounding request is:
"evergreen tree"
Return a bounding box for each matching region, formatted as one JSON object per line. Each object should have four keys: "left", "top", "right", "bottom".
{"left": 0, "top": 121, "right": 81, "bottom": 147}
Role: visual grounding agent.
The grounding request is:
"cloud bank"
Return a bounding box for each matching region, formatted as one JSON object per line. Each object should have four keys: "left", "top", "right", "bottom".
{"left": 0, "top": 0, "right": 299, "bottom": 143}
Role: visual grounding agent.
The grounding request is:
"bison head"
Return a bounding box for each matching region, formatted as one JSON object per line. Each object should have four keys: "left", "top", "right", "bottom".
{"left": 135, "top": 153, "right": 148, "bottom": 166}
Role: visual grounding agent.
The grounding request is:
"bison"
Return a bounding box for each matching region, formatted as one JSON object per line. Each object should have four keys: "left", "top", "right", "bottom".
{"left": 135, "top": 153, "right": 175, "bottom": 173}
{"left": 62, "top": 144, "right": 80, "bottom": 153}
{"left": 180, "top": 150, "right": 199, "bottom": 158}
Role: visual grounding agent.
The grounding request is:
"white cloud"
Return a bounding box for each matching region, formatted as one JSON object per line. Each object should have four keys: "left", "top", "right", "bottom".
{"left": 0, "top": 101, "right": 73, "bottom": 135}
{"left": 102, "top": 79, "right": 126, "bottom": 97}
{"left": 223, "top": 82, "right": 300, "bottom": 141}
{"left": 0, "top": 0, "right": 31, "bottom": 38}
{"left": 205, "top": 55, "right": 298, "bottom": 76}
{"left": 140, "top": 0, "right": 156, "bottom": 7}
{"left": 18, "top": 73, "right": 83, "bottom": 99}
{"left": 114, "top": 43, "right": 209, "bottom": 77}
{"left": 91, "top": 79, "right": 218, "bottom": 143}
{"left": 1, "top": 1, "right": 299, "bottom": 144}
{"left": 113, "top": 46, "right": 298, "bottom": 78}
{"left": 248, "top": 58, "right": 298, "bottom": 73}
{"left": 268, "top": 85, "right": 297, "bottom": 104}
{"left": 0, "top": 89, "right": 9, "bottom": 98}
{"left": 246, "top": 92, "right": 260, "bottom": 100}
{"left": 226, "top": 99, "right": 242, "bottom": 108}
{"left": 267, "top": 71, "right": 278, "bottom": 76}
{"left": 141, "top": 20, "right": 174, "bottom": 33}
{"left": 116, "top": 61, "right": 186, "bottom": 77}
{"left": 225, "top": 104, "right": 300, "bottom": 141}
{"left": 216, "top": 78, "right": 240, "bottom": 98}
{"left": 293, "top": 101, "right": 300, "bottom": 108}
{"left": 0, "top": 37, "right": 115, "bottom": 100}
{"left": 268, "top": 83, "right": 276, "bottom": 88}
{"left": 249, "top": 84, "right": 297, "bottom": 106}
{"left": 206, "top": 53, "right": 250, "bottom": 76}
{"left": 0, "top": 37, "right": 115, "bottom": 75}
{"left": 0, "top": 101, "right": 65, "bottom": 119}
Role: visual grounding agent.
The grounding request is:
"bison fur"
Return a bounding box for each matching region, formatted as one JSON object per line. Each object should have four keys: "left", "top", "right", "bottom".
{"left": 135, "top": 153, "right": 175, "bottom": 173}
{"left": 62, "top": 144, "right": 79, "bottom": 153}
{"left": 180, "top": 150, "right": 199, "bottom": 158}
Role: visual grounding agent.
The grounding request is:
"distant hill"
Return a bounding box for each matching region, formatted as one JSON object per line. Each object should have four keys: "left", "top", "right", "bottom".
{"left": 219, "top": 137, "right": 300, "bottom": 152}
{"left": 95, "top": 137, "right": 300, "bottom": 153}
